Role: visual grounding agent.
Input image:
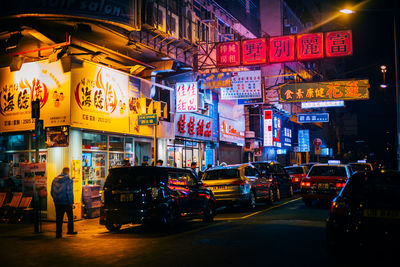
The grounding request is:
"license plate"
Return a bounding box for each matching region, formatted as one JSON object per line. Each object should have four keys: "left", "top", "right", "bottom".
{"left": 120, "top": 193, "right": 134, "bottom": 202}
{"left": 318, "top": 183, "right": 329, "bottom": 189}
{"left": 363, "top": 209, "right": 400, "bottom": 219}
{"left": 211, "top": 186, "right": 228, "bottom": 190}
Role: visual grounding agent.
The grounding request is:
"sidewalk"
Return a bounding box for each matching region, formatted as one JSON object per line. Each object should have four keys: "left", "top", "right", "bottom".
{"left": 0, "top": 217, "right": 104, "bottom": 239}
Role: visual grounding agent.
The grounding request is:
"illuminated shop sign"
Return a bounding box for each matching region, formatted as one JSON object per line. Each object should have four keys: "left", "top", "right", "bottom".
{"left": 220, "top": 117, "right": 245, "bottom": 146}
{"left": 263, "top": 110, "right": 273, "bottom": 147}
{"left": 273, "top": 115, "right": 282, "bottom": 148}
{"left": 298, "top": 113, "right": 329, "bottom": 123}
{"left": 198, "top": 72, "right": 231, "bottom": 90}
{"left": 176, "top": 82, "right": 198, "bottom": 112}
{"left": 175, "top": 113, "right": 213, "bottom": 141}
{"left": 298, "top": 129, "right": 310, "bottom": 152}
{"left": 283, "top": 127, "right": 292, "bottom": 148}
{"left": 301, "top": 100, "right": 344, "bottom": 108}
{"left": 280, "top": 79, "right": 370, "bottom": 102}
{"left": 0, "top": 61, "right": 70, "bottom": 132}
{"left": 242, "top": 38, "right": 268, "bottom": 65}
{"left": 216, "top": 41, "right": 241, "bottom": 67}
{"left": 216, "top": 30, "right": 352, "bottom": 67}
{"left": 221, "top": 70, "right": 262, "bottom": 100}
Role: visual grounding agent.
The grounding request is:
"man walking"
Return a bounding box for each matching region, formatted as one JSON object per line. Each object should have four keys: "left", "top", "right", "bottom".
{"left": 190, "top": 162, "right": 198, "bottom": 180}
{"left": 51, "top": 167, "right": 77, "bottom": 238}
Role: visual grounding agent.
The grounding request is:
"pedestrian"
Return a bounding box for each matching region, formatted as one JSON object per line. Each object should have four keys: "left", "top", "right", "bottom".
{"left": 156, "top": 159, "right": 163, "bottom": 166}
{"left": 190, "top": 162, "right": 198, "bottom": 180}
{"left": 51, "top": 167, "right": 77, "bottom": 238}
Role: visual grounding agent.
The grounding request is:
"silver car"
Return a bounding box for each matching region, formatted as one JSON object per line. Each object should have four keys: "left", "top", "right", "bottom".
{"left": 201, "top": 163, "right": 274, "bottom": 209}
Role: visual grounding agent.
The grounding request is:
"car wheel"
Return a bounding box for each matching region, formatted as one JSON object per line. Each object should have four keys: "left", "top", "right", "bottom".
{"left": 267, "top": 189, "right": 274, "bottom": 205}
{"left": 274, "top": 187, "right": 281, "bottom": 201}
{"left": 105, "top": 221, "right": 122, "bottom": 232}
{"left": 203, "top": 201, "right": 215, "bottom": 222}
{"left": 248, "top": 191, "right": 256, "bottom": 210}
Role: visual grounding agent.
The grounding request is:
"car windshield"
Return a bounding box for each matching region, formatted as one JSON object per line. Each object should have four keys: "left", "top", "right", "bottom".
{"left": 203, "top": 169, "right": 240, "bottom": 180}
{"left": 252, "top": 163, "right": 273, "bottom": 173}
{"left": 308, "top": 165, "right": 347, "bottom": 177}
{"left": 104, "top": 167, "right": 167, "bottom": 190}
{"left": 349, "top": 163, "right": 372, "bottom": 172}
{"left": 285, "top": 167, "right": 304, "bottom": 175}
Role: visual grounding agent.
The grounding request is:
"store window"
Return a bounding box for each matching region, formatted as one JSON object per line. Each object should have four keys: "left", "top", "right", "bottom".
{"left": 82, "top": 133, "right": 107, "bottom": 150}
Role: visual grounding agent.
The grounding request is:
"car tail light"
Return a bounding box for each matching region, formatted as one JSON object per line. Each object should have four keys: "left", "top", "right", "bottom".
{"left": 293, "top": 178, "right": 300, "bottom": 182}
{"left": 330, "top": 199, "right": 346, "bottom": 215}
{"left": 300, "top": 181, "right": 311, "bottom": 187}
{"left": 267, "top": 174, "right": 273, "bottom": 183}
{"left": 335, "top": 183, "right": 346, "bottom": 188}
{"left": 231, "top": 180, "right": 247, "bottom": 186}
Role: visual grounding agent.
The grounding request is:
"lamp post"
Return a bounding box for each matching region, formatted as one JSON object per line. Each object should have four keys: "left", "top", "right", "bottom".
{"left": 340, "top": 8, "right": 400, "bottom": 170}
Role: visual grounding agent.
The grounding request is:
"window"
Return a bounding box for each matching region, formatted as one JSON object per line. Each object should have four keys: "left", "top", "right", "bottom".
{"left": 109, "top": 136, "right": 124, "bottom": 152}
{"left": 245, "top": 167, "right": 257, "bottom": 177}
{"left": 82, "top": 133, "right": 107, "bottom": 150}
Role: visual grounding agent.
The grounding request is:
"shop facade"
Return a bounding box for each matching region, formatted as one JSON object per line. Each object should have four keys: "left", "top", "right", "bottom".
{"left": 0, "top": 59, "right": 173, "bottom": 220}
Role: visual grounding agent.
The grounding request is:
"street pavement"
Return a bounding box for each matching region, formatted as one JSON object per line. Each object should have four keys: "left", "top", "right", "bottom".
{"left": 0, "top": 196, "right": 392, "bottom": 267}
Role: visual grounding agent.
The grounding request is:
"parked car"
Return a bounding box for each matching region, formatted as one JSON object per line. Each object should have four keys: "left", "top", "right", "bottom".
{"left": 100, "top": 166, "right": 216, "bottom": 231}
{"left": 300, "top": 163, "right": 352, "bottom": 206}
{"left": 284, "top": 165, "right": 308, "bottom": 191}
{"left": 251, "top": 161, "right": 293, "bottom": 200}
{"left": 202, "top": 163, "right": 273, "bottom": 209}
{"left": 326, "top": 170, "right": 400, "bottom": 257}
{"left": 348, "top": 162, "right": 373, "bottom": 172}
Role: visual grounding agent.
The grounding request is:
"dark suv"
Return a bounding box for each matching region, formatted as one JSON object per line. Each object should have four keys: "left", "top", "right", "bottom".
{"left": 100, "top": 166, "right": 216, "bottom": 231}
{"left": 251, "top": 161, "right": 294, "bottom": 200}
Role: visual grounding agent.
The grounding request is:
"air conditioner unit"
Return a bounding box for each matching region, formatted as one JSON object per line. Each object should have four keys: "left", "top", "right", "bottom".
{"left": 153, "top": 101, "right": 168, "bottom": 120}
{"left": 290, "top": 26, "right": 298, "bottom": 34}
{"left": 198, "top": 92, "right": 205, "bottom": 109}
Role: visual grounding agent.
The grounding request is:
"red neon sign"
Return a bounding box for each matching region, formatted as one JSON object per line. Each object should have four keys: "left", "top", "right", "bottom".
{"left": 242, "top": 38, "right": 268, "bottom": 65}
{"left": 325, "top": 30, "right": 353, "bottom": 58}
{"left": 296, "top": 33, "right": 324, "bottom": 61}
{"left": 216, "top": 41, "right": 241, "bottom": 67}
{"left": 269, "top": 35, "right": 295, "bottom": 63}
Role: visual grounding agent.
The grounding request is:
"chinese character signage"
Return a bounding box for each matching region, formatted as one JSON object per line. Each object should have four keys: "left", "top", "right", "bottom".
{"left": 71, "top": 62, "right": 129, "bottom": 133}
{"left": 279, "top": 79, "right": 370, "bottom": 102}
{"left": 198, "top": 72, "right": 231, "bottom": 90}
{"left": 216, "top": 41, "right": 241, "bottom": 67}
{"left": 273, "top": 114, "right": 282, "bottom": 148}
{"left": 175, "top": 112, "right": 213, "bottom": 141}
{"left": 0, "top": 61, "right": 70, "bottom": 132}
{"left": 242, "top": 38, "right": 268, "bottom": 65}
{"left": 176, "top": 82, "right": 198, "bottom": 112}
{"left": 296, "top": 33, "right": 324, "bottom": 61}
{"left": 216, "top": 30, "right": 352, "bottom": 67}
{"left": 263, "top": 110, "right": 273, "bottom": 147}
{"left": 297, "top": 113, "right": 329, "bottom": 123}
{"left": 325, "top": 30, "right": 353, "bottom": 58}
{"left": 221, "top": 71, "right": 262, "bottom": 100}
{"left": 298, "top": 129, "right": 310, "bottom": 152}
{"left": 269, "top": 35, "right": 296, "bottom": 63}
{"left": 138, "top": 114, "right": 158, "bottom": 125}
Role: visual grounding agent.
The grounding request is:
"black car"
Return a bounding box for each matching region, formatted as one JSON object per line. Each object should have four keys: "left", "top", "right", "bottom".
{"left": 100, "top": 166, "right": 216, "bottom": 231}
{"left": 251, "top": 161, "right": 293, "bottom": 200}
{"left": 326, "top": 170, "right": 400, "bottom": 258}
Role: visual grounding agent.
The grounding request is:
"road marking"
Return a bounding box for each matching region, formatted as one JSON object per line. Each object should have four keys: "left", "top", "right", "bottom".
{"left": 215, "top": 197, "right": 302, "bottom": 220}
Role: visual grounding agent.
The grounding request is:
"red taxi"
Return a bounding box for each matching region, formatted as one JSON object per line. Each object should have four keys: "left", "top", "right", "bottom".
{"left": 284, "top": 165, "right": 308, "bottom": 191}
{"left": 300, "top": 163, "right": 352, "bottom": 206}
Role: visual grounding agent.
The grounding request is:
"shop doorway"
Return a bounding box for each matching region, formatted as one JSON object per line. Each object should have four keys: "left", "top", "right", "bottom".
{"left": 135, "top": 142, "right": 151, "bottom": 165}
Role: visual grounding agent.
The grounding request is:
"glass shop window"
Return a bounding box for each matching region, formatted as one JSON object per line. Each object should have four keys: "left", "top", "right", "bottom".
{"left": 82, "top": 132, "right": 107, "bottom": 150}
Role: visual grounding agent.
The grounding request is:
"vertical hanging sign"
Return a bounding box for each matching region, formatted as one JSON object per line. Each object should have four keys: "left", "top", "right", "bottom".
{"left": 263, "top": 110, "right": 273, "bottom": 147}
{"left": 176, "top": 82, "right": 198, "bottom": 112}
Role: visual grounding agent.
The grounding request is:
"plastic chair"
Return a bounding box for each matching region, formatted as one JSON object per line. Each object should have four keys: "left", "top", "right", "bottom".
{"left": 10, "top": 196, "right": 33, "bottom": 223}
{"left": 0, "top": 192, "right": 23, "bottom": 223}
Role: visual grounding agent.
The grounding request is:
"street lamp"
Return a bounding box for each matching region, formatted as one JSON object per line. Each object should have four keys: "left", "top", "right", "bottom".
{"left": 340, "top": 7, "right": 400, "bottom": 169}
{"left": 380, "top": 65, "right": 388, "bottom": 88}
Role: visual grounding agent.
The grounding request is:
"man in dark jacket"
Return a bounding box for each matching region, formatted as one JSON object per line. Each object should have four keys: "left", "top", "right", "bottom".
{"left": 51, "top": 167, "right": 77, "bottom": 238}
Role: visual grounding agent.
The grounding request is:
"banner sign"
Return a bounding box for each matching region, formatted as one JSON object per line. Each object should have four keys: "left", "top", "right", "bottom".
{"left": 176, "top": 82, "right": 198, "bottom": 112}
{"left": 237, "top": 98, "right": 263, "bottom": 105}
{"left": 298, "top": 129, "right": 310, "bottom": 152}
{"left": 216, "top": 30, "right": 352, "bottom": 67}
{"left": 71, "top": 62, "right": 129, "bottom": 133}
{"left": 198, "top": 72, "right": 231, "bottom": 90}
{"left": 279, "top": 79, "right": 370, "bottom": 102}
{"left": 298, "top": 113, "right": 329, "bottom": 123}
{"left": 221, "top": 70, "right": 262, "bottom": 100}
{"left": 263, "top": 110, "right": 273, "bottom": 147}
{"left": 301, "top": 100, "right": 344, "bottom": 109}
{"left": 0, "top": 61, "right": 70, "bottom": 132}
{"left": 175, "top": 113, "right": 213, "bottom": 141}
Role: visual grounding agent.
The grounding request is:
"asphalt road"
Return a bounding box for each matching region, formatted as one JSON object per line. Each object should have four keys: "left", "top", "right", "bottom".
{"left": 1, "top": 196, "right": 339, "bottom": 267}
